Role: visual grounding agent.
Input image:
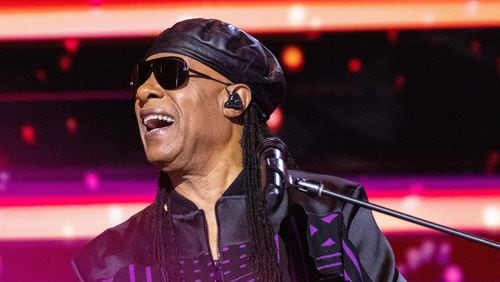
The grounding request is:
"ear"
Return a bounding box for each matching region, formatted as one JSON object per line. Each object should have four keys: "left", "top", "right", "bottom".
{"left": 222, "top": 84, "right": 252, "bottom": 118}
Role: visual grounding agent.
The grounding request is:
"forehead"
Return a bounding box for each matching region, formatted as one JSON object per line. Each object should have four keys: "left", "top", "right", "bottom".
{"left": 146, "top": 52, "right": 229, "bottom": 82}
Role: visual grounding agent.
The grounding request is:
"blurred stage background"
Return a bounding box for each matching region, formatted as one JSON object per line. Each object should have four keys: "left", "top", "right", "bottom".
{"left": 0, "top": 1, "right": 499, "bottom": 281}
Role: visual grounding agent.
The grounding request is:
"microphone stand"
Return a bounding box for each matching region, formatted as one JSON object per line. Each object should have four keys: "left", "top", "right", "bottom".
{"left": 288, "top": 175, "right": 500, "bottom": 250}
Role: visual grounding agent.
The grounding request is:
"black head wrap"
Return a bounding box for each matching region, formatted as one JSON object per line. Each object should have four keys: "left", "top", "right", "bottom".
{"left": 144, "top": 18, "right": 286, "bottom": 120}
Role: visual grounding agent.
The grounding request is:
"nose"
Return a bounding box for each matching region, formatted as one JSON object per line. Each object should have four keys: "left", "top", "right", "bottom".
{"left": 134, "top": 74, "right": 165, "bottom": 102}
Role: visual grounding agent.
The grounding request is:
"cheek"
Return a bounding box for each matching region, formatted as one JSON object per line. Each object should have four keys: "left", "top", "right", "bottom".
{"left": 134, "top": 105, "right": 144, "bottom": 134}
{"left": 175, "top": 85, "right": 228, "bottom": 137}
{"left": 178, "top": 95, "right": 220, "bottom": 123}
{"left": 134, "top": 101, "right": 141, "bottom": 121}
{"left": 178, "top": 108, "right": 226, "bottom": 149}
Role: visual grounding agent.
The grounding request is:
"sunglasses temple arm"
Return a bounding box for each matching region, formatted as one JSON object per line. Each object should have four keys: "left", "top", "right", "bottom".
{"left": 189, "top": 69, "right": 231, "bottom": 86}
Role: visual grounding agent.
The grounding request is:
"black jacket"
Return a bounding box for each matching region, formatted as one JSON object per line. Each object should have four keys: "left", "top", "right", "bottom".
{"left": 73, "top": 170, "right": 405, "bottom": 281}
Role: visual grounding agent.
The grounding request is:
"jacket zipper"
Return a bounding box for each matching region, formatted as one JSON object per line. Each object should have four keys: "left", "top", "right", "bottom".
{"left": 202, "top": 206, "right": 224, "bottom": 282}
{"left": 214, "top": 200, "right": 224, "bottom": 282}
{"left": 213, "top": 259, "right": 223, "bottom": 282}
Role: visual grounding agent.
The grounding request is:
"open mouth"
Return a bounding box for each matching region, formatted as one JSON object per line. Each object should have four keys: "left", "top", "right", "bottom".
{"left": 143, "top": 114, "right": 175, "bottom": 132}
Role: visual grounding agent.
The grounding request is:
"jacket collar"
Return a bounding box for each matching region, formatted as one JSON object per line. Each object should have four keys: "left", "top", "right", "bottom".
{"left": 169, "top": 170, "right": 246, "bottom": 215}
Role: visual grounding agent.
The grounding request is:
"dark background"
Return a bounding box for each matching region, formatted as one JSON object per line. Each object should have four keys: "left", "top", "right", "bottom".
{"left": 1, "top": 29, "right": 499, "bottom": 174}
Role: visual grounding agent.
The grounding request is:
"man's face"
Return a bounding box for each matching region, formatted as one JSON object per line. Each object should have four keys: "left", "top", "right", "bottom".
{"left": 134, "top": 53, "right": 235, "bottom": 173}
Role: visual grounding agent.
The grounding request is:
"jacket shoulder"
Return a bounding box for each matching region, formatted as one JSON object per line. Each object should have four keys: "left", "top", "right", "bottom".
{"left": 72, "top": 205, "right": 155, "bottom": 281}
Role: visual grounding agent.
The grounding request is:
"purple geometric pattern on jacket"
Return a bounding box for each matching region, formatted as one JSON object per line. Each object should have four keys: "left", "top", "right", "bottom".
{"left": 274, "top": 234, "right": 281, "bottom": 263}
{"left": 306, "top": 211, "right": 366, "bottom": 281}
{"left": 321, "top": 213, "right": 338, "bottom": 224}
{"left": 310, "top": 224, "right": 318, "bottom": 236}
{"left": 177, "top": 242, "right": 256, "bottom": 281}
{"left": 108, "top": 242, "right": 257, "bottom": 281}
{"left": 307, "top": 212, "right": 344, "bottom": 277}
{"left": 341, "top": 240, "right": 362, "bottom": 278}
{"left": 111, "top": 263, "right": 159, "bottom": 282}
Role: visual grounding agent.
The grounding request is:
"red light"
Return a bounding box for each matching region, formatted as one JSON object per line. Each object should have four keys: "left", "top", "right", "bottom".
{"left": 266, "top": 106, "right": 284, "bottom": 133}
{"left": 305, "top": 32, "right": 321, "bottom": 41}
{"left": 387, "top": 30, "right": 399, "bottom": 44}
{"left": 394, "top": 74, "right": 407, "bottom": 92}
{"left": 470, "top": 40, "right": 481, "bottom": 55}
{"left": 281, "top": 45, "right": 305, "bottom": 73}
{"left": 20, "top": 124, "right": 36, "bottom": 145}
{"left": 348, "top": 57, "right": 362, "bottom": 73}
{"left": 88, "top": 0, "right": 102, "bottom": 7}
{"left": 65, "top": 117, "right": 78, "bottom": 135}
{"left": 486, "top": 150, "right": 499, "bottom": 174}
{"left": 34, "top": 68, "right": 47, "bottom": 82}
{"left": 64, "top": 38, "right": 79, "bottom": 54}
{"left": 59, "top": 55, "right": 72, "bottom": 73}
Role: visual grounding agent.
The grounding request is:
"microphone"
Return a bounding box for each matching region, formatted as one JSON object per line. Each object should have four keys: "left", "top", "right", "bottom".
{"left": 258, "top": 138, "right": 500, "bottom": 249}
{"left": 258, "top": 137, "right": 288, "bottom": 210}
{"left": 259, "top": 137, "right": 500, "bottom": 249}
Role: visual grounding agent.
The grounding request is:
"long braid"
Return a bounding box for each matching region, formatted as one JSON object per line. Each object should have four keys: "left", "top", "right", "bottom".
{"left": 152, "top": 173, "right": 182, "bottom": 281}
{"left": 242, "top": 104, "right": 282, "bottom": 281}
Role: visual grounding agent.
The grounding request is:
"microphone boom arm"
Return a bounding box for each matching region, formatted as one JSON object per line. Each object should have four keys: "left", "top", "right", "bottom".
{"left": 289, "top": 176, "right": 500, "bottom": 250}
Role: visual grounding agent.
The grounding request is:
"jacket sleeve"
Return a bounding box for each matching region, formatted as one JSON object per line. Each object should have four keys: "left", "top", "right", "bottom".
{"left": 287, "top": 170, "right": 405, "bottom": 281}
{"left": 343, "top": 185, "right": 406, "bottom": 282}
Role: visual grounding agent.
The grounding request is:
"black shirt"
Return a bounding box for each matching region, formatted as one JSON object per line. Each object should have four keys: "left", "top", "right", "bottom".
{"left": 73, "top": 170, "right": 405, "bottom": 282}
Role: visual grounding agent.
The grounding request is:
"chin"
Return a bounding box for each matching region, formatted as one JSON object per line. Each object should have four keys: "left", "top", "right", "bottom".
{"left": 144, "top": 147, "right": 169, "bottom": 164}
{"left": 145, "top": 149, "right": 183, "bottom": 171}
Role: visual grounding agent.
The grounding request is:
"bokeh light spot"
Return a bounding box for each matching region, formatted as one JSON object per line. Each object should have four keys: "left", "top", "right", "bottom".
{"left": 84, "top": 171, "right": 100, "bottom": 191}
{"left": 394, "top": 74, "right": 407, "bottom": 92}
{"left": 61, "top": 224, "right": 75, "bottom": 239}
{"left": 267, "top": 107, "right": 284, "bottom": 133}
{"left": 288, "top": 5, "right": 306, "bottom": 26}
{"left": 281, "top": 45, "right": 305, "bottom": 73}
{"left": 470, "top": 40, "right": 481, "bottom": 55}
{"left": 35, "top": 68, "right": 47, "bottom": 82}
{"left": 20, "top": 124, "right": 36, "bottom": 145}
{"left": 65, "top": 117, "right": 78, "bottom": 135}
{"left": 108, "top": 205, "right": 125, "bottom": 225}
{"left": 0, "top": 171, "right": 9, "bottom": 191}
{"left": 387, "top": 30, "right": 399, "bottom": 44}
{"left": 348, "top": 57, "right": 362, "bottom": 73}
{"left": 483, "top": 206, "right": 499, "bottom": 228}
{"left": 59, "top": 55, "right": 72, "bottom": 73}
{"left": 443, "top": 265, "right": 463, "bottom": 282}
{"left": 64, "top": 38, "right": 79, "bottom": 54}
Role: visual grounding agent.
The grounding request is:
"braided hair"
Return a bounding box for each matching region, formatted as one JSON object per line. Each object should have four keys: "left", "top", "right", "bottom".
{"left": 151, "top": 103, "right": 283, "bottom": 281}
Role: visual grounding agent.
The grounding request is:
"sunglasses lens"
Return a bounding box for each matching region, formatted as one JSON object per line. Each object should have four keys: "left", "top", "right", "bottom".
{"left": 155, "top": 58, "right": 188, "bottom": 90}
{"left": 131, "top": 57, "right": 189, "bottom": 96}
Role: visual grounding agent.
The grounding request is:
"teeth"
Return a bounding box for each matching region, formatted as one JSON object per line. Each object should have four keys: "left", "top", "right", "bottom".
{"left": 143, "top": 114, "right": 175, "bottom": 124}
{"left": 143, "top": 114, "right": 175, "bottom": 131}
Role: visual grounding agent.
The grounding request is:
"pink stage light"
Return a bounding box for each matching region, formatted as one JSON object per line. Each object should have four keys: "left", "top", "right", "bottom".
{"left": 84, "top": 171, "right": 100, "bottom": 191}
{"left": 65, "top": 117, "right": 79, "bottom": 135}
{"left": 59, "top": 55, "right": 73, "bottom": 73}
{"left": 20, "top": 125, "right": 36, "bottom": 145}
{"left": 347, "top": 57, "right": 362, "bottom": 74}
{"left": 393, "top": 74, "right": 407, "bottom": 92}
{"left": 64, "top": 38, "right": 80, "bottom": 54}
{"left": 267, "top": 106, "right": 284, "bottom": 133}
{"left": 0, "top": 188, "right": 498, "bottom": 240}
{"left": 34, "top": 68, "right": 48, "bottom": 82}
{"left": 469, "top": 40, "right": 481, "bottom": 56}
{"left": 2, "top": 1, "right": 500, "bottom": 40}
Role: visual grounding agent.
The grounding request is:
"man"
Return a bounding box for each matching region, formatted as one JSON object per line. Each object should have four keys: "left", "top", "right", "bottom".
{"left": 73, "top": 18, "right": 405, "bottom": 281}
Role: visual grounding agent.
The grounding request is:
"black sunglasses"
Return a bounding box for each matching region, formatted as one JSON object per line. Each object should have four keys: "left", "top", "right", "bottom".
{"left": 130, "top": 56, "right": 230, "bottom": 97}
